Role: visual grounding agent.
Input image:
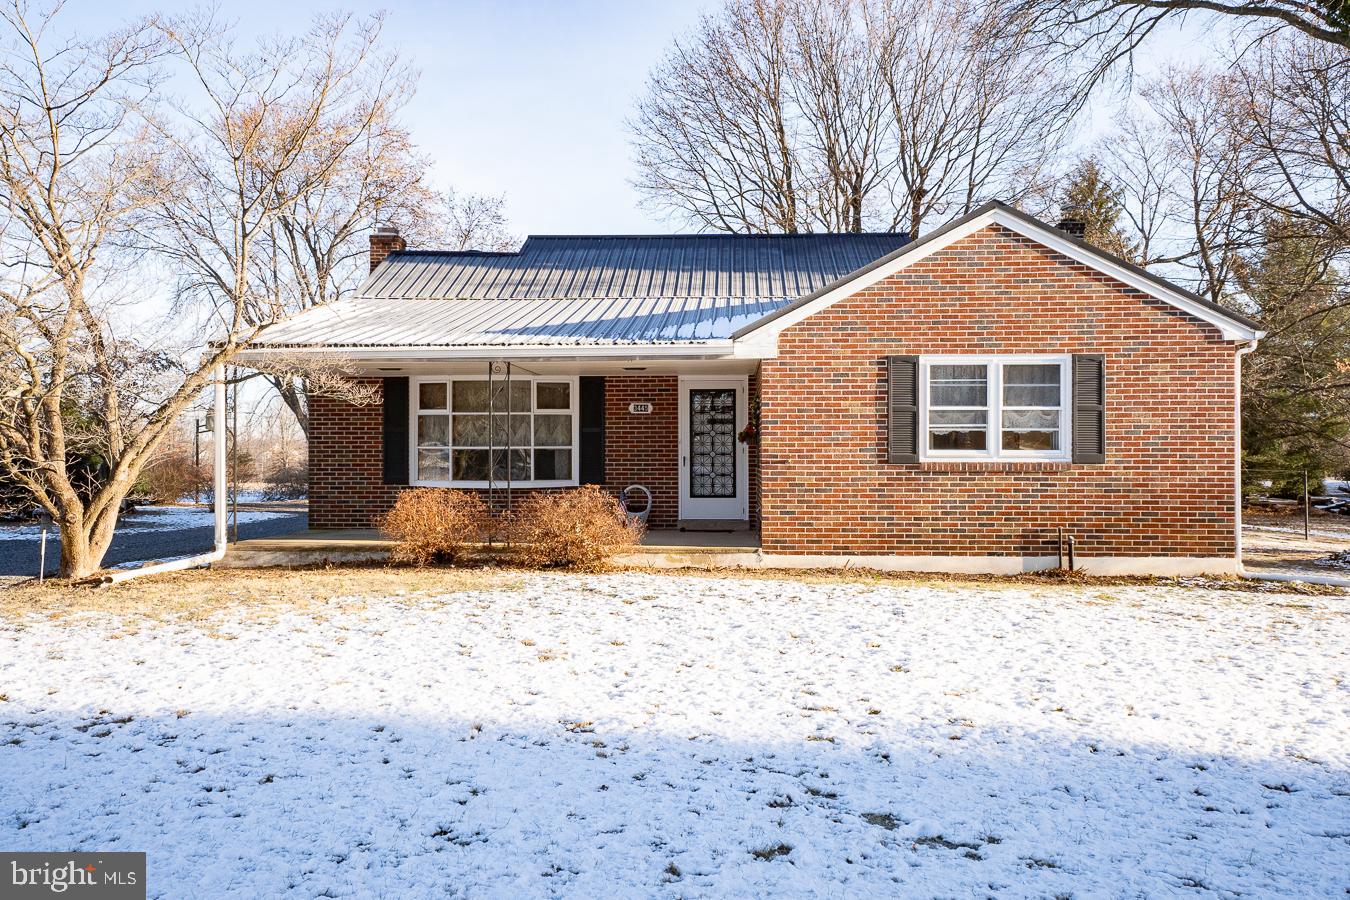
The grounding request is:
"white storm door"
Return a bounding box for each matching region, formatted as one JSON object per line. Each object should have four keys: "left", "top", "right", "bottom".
{"left": 678, "top": 377, "right": 748, "bottom": 521}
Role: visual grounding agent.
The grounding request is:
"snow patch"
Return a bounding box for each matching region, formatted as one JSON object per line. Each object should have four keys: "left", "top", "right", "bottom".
{"left": 0, "top": 573, "right": 1346, "bottom": 896}
{"left": 0, "top": 505, "right": 293, "bottom": 540}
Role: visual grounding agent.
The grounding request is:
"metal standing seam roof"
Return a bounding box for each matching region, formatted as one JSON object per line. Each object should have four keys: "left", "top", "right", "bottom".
{"left": 250, "top": 233, "right": 910, "bottom": 348}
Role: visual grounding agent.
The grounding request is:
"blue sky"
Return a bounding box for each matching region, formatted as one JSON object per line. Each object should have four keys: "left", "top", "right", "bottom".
{"left": 81, "top": 0, "right": 716, "bottom": 235}
{"left": 75, "top": 1, "right": 1211, "bottom": 238}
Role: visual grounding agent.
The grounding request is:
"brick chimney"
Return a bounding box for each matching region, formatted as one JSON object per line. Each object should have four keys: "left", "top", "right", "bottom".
{"left": 1055, "top": 205, "right": 1087, "bottom": 238}
{"left": 370, "top": 225, "right": 406, "bottom": 272}
{"left": 1055, "top": 218, "right": 1086, "bottom": 238}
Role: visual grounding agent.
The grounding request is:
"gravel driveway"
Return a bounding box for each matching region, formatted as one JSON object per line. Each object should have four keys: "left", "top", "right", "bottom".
{"left": 0, "top": 503, "right": 306, "bottom": 580}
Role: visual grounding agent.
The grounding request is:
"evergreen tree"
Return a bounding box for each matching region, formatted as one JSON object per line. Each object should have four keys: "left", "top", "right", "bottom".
{"left": 1060, "top": 158, "right": 1139, "bottom": 262}
{"left": 1240, "top": 216, "right": 1350, "bottom": 496}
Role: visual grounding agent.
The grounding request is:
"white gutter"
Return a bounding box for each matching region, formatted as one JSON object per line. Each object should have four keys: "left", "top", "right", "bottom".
{"left": 99, "top": 367, "right": 229, "bottom": 585}
{"left": 232, "top": 341, "right": 752, "bottom": 363}
{"left": 1234, "top": 340, "right": 1259, "bottom": 576}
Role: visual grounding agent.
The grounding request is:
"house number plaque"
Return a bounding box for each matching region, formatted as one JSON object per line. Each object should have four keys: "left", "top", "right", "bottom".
{"left": 628, "top": 402, "right": 653, "bottom": 414}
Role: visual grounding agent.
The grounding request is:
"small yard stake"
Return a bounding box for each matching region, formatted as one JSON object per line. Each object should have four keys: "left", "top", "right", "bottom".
{"left": 1304, "top": 470, "right": 1310, "bottom": 541}
{"left": 1067, "top": 534, "right": 1076, "bottom": 572}
{"left": 38, "top": 525, "right": 47, "bottom": 584}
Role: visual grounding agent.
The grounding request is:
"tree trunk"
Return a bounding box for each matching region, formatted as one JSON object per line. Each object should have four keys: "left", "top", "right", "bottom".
{"left": 55, "top": 495, "right": 123, "bottom": 580}
{"left": 57, "top": 526, "right": 99, "bottom": 580}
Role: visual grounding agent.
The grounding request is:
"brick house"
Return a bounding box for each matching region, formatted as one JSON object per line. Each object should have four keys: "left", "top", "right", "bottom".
{"left": 236, "top": 202, "right": 1264, "bottom": 575}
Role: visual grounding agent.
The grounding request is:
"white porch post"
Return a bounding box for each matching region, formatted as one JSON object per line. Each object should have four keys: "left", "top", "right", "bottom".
{"left": 214, "top": 365, "right": 227, "bottom": 551}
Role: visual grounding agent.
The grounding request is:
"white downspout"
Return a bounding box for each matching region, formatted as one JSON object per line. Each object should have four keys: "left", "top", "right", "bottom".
{"left": 1234, "top": 340, "right": 1259, "bottom": 576}
{"left": 213, "top": 365, "right": 227, "bottom": 554}
{"left": 100, "top": 366, "right": 230, "bottom": 584}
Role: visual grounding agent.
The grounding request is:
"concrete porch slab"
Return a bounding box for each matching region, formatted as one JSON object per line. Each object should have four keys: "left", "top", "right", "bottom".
{"left": 216, "top": 528, "right": 763, "bottom": 570}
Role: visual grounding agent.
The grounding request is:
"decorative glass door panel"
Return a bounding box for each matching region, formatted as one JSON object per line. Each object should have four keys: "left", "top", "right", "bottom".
{"left": 678, "top": 379, "right": 746, "bottom": 522}
{"left": 689, "top": 388, "right": 736, "bottom": 498}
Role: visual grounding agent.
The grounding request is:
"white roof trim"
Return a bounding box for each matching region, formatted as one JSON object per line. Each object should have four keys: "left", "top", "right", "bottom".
{"left": 731, "top": 207, "right": 1264, "bottom": 347}
{"left": 231, "top": 340, "right": 762, "bottom": 364}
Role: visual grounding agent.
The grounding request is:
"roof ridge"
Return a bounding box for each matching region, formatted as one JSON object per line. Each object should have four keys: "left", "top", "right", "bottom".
{"left": 389, "top": 249, "right": 519, "bottom": 257}
{"left": 522, "top": 232, "right": 908, "bottom": 240}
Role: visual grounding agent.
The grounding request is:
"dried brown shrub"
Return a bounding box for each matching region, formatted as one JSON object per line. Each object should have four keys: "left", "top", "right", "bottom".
{"left": 378, "top": 488, "right": 493, "bottom": 566}
{"left": 504, "top": 485, "right": 644, "bottom": 569}
{"left": 140, "top": 451, "right": 210, "bottom": 503}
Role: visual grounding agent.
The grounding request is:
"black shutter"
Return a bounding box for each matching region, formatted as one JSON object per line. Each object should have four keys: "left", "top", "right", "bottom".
{"left": 887, "top": 355, "right": 919, "bottom": 463}
{"left": 381, "top": 377, "right": 410, "bottom": 485}
{"left": 578, "top": 376, "right": 605, "bottom": 485}
{"left": 1072, "top": 354, "right": 1106, "bottom": 464}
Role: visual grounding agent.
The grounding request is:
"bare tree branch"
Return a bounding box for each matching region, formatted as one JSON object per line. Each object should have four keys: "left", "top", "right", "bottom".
{"left": 629, "top": 0, "right": 1077, "bottom": 236}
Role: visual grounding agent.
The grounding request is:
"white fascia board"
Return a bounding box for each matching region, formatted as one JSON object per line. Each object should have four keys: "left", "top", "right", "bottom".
{"left": 730, "top": 208, "right": 1263, "bottom": 352}
{"left": 232, "top": 340, "right": 752, "bottom": 364}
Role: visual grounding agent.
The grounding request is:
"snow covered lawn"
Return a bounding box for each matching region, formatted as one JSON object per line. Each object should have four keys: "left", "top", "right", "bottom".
{"left": 2, "top": 571, "right": 1348, "bottom": 896}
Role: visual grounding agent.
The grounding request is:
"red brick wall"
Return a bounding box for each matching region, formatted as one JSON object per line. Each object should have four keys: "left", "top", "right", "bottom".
{"left": 759, "top": 223, "right": 1239, "bottom": 559}
{"left": 749, "top": 367, "right": 761, "bottom": 527}
{"left": 309, "top": 381, "right": 398, "bottom": 529}
{"left": 309, "top": 376, "right": 684, "bottom": 530}
{"left": 603, "top": 376, "right": 680, "bottom": 529}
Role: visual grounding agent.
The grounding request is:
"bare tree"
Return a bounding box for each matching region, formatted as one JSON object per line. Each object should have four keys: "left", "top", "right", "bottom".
{"left": 256, "top": 176, "right": 515, "bottom": 433}
{"left": 437, "top": 189, "right": 516, "bottom": 252}
{"left": 630, "top": 0, "right": 808, "bottom": 232}
{"left": 1006, "top": 1, "right": 1348, "bottom": 54}
{"left": 256, "top": 117, "right": 429, "bottom": 434}
{"left": 0, "top": 4, "right": 245, "bottom": 578}
{"left": 630, "top": 0, "right": 1075, "bottom": 236}
{"left": 788, "top": 0, "right": 893, "bottom": 231}
{"left": 133, "top": 11, "right": 417, "bottom": 447}
{"left": 1096, "top": 41, "right": 1346, "bottom": 303}
{"left": 1231, "top": 32, "right": 1349, "bottom": 253}
{"left": 995, "top": 0, "right": 1347, "bottom": 113}
{"left": 1138, "top": 66, "right": 1256, "bottom": 301}
{"left": 0, "top": 6, "right": 412, "bottom": 578}
{"left": 242, "top": 101, "right": 514, "bottom": 434}
{"left": 143, "top": 11, "right": 406, "bottom": 333}
{"left": 1097, "top": 113, "right": 1175, "bottom": 264}
{"left": 1092, "top": 66, "right": 1256, "bottom": 301}
{"left": 871, "top": 0, "right": 1074, "bottom": 236}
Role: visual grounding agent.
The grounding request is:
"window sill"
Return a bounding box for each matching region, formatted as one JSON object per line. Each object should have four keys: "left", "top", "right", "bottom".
{"left": 917, "top": 460, "right": 1072, "bottom": 473}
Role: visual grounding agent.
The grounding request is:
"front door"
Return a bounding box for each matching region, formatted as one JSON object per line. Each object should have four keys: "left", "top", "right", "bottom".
{"left": 678, "top": 377, "right": 748, "bottom": 522}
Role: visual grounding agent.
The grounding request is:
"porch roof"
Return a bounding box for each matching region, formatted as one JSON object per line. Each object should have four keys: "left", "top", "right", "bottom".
{"left": 243, "top": 293, "right": 799, "bottom": 350}
{"left": 243, "top": 232, "right": 909, "bottom": 352}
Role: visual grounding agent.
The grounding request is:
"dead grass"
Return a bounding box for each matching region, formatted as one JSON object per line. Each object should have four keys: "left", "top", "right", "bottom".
{"left": 621, "top": 564, "right": 1348, "bottom": 596}
{"left": 0, "top": 565, "right": 515, "bottom": 624}
{"left": 2, "top": 554, "right": 1339, "bottom": 628}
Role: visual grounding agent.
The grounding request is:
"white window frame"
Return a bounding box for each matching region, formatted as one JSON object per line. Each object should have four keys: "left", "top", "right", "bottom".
{"left": 409, "top": 374, "right": 580, "bottom": 488}
{"left": 919, "top": 355, "right": 1072, "bottom": 462}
